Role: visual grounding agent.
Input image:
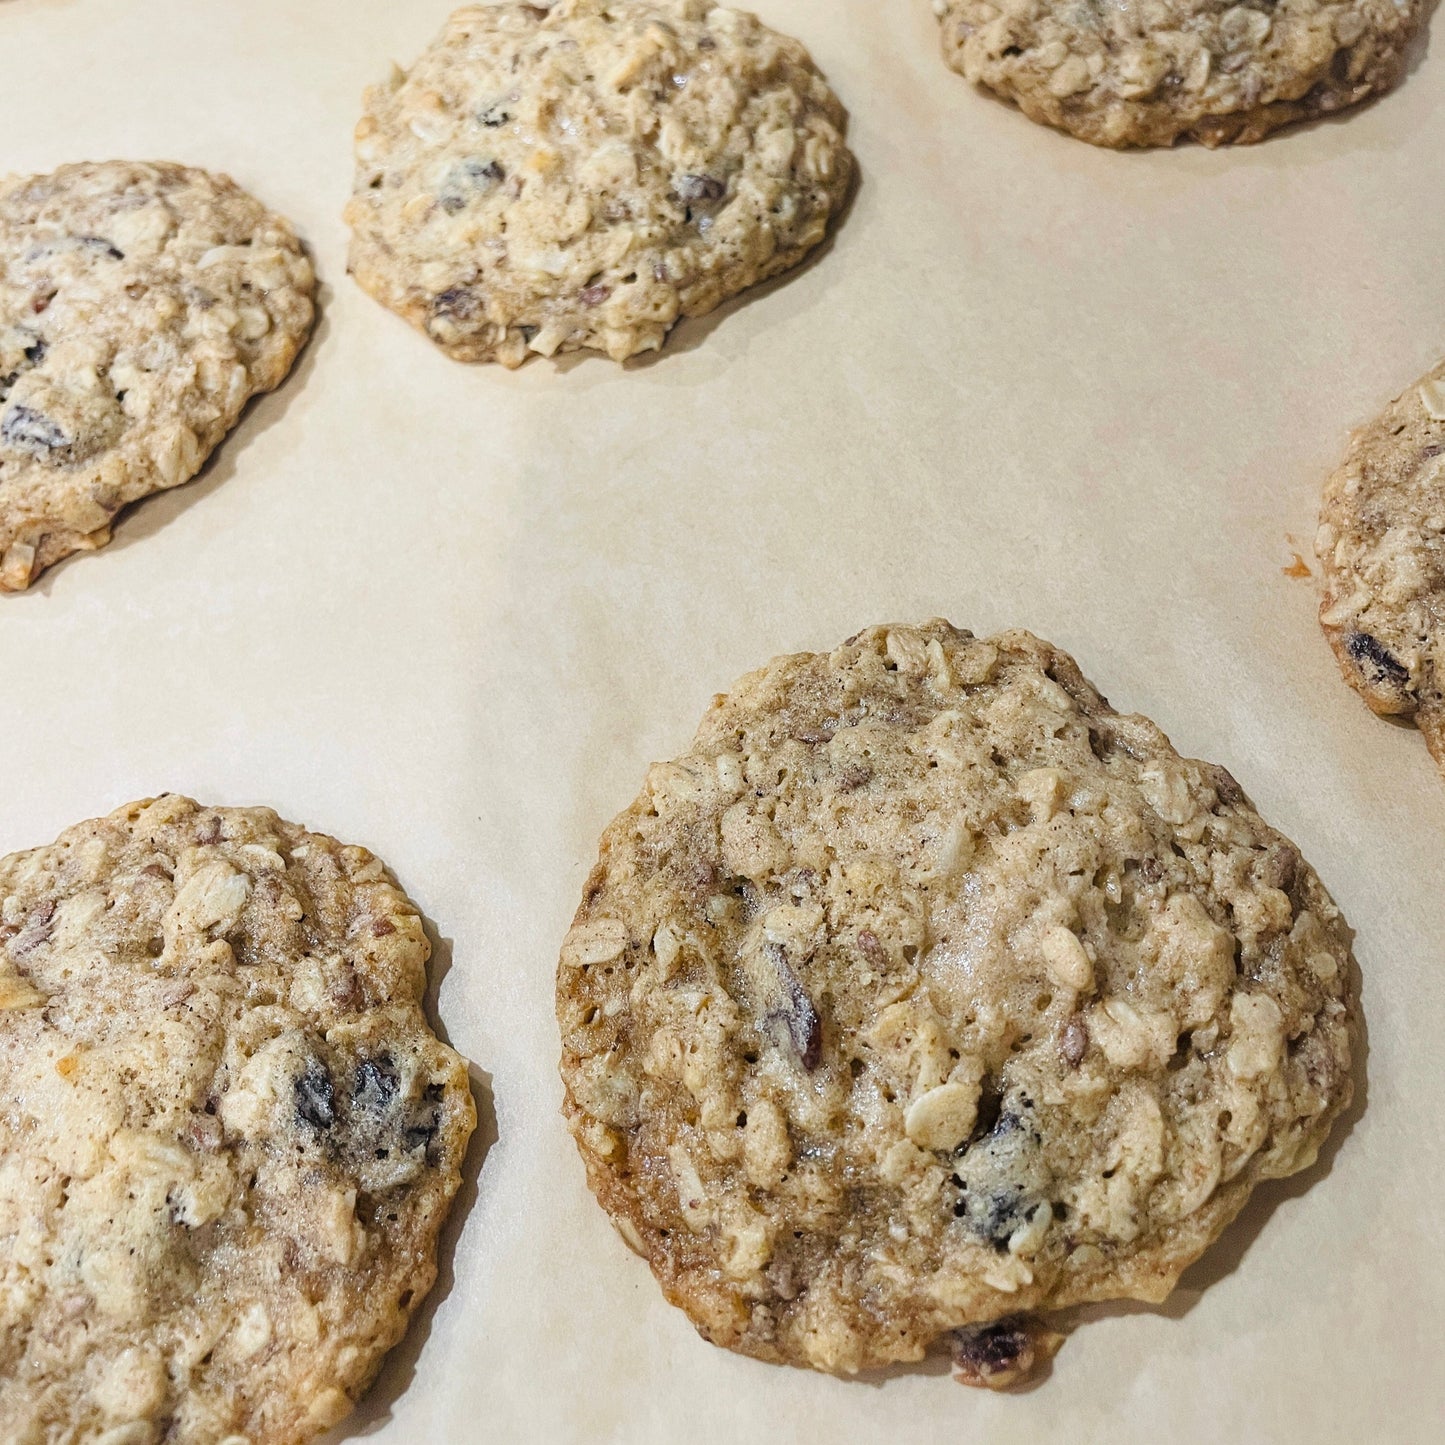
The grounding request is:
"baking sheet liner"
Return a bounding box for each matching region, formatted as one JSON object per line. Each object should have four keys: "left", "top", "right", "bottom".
{"left": 2, "top": 2, "right": 1443, "bottom": 1440}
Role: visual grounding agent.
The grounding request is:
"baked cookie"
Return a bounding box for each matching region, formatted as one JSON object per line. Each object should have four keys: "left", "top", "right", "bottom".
{"left": 0, "top": 796, "right": 475, "bottom": 1444}
{"left": 1317, "top": 360, "right": 1445, "bottom": 777}
{"left": 557, "top": 623, "right": 1356, "bottom": 1382}
{"left": 345, "top": 1, "right": 852, "bottom": 366}
{"left": 0, "top": 161, "right": 314, "bottom": 592}
{"left": 932, "top": 0, "right": 1424, "bottom": 148}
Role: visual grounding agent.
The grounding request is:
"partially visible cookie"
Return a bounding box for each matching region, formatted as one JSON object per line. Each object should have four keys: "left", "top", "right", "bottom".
{"left": 557, "top": 622, "right": 1357, "bottom": 1382}
{"left": 932, "top": 0, "right": 1424, "bottom": 148}
{"left": 0, "top": 161, "right": 314, "bottom": 591}
{"left": 345, "top": 1, "right": 852, "bottom": 366}
{"left": 1317, "top": 360, "right": 1445, "bottom": 776}
{"left": 0, "top": 796, "right": 475, "bottom": 1444}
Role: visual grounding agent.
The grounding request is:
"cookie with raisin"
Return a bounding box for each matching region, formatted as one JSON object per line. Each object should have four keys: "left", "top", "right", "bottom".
{"left": 1317, "top": 358, "right": 1445, "bottom": 779}
{"left": 557, "top": 622, "right": 1357, "bottom": 1383}
{"left": 0, "top": 161, "right": 314, "bottom": 590}
{"left": 345, "top": 1, "right": 852, "bottom": 366}
{"left": 932, "top": 0, "right": 1425, "bottom": 148}
{"left": 0, "top": 797, "right": 474, "bottom": 1443}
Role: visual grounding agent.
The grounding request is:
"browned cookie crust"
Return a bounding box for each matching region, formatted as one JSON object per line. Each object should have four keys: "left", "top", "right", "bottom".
{"left": 557, "top": 623, "right": 1356, "bottom": 1380}
{"left": 345, "top": 1, "right": 852, "bottom": 366}
{"left": 933, "top": 0, "right": 1424, "bottom": 148}
{"left": 0, "top": 161, "right": 314, "bottom": 591}
{"left": 1317, "top": 359, "right": 1445, "bottom": 776}
{"left": 0, "top": 797, "right": 475, "bottom": 1444}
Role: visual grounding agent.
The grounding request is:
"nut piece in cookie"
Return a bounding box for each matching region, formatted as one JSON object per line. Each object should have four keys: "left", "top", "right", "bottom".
{"left": 0, "top": 797, "right": 475, "bottom": 1445}
{"left": 932, "top": 0, "right": 1426, "bottom": 148}
{"left": 1317, "top": 358, "right": 1445, "bottom": 778}
{"left": 557, "top": 622, "right": 1357, "bottom": 1384}
{"left": 345, "top": 1, "right": 853, "bottom": 366}
{"left": 0, "top": 161, "right": 315, "bottom": 591}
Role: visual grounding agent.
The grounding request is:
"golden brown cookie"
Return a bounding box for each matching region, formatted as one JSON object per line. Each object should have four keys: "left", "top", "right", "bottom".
{"left": 0, "top": 162, "right": 314, "bottom": 591}
{"left": 1317, "top": 359, "right": 1445, "bottom": 777}
{"left": 345, "top": 1, "right": 852, "bottom": 366}
{"left": 933, "top": 0, "right": 1424, "bottom": 148}
{"left": 0, "top": 797, "right": 475, "bottom": 1444}
{"left": 557, "top": 622, "right": 1357, "bottom": 1382}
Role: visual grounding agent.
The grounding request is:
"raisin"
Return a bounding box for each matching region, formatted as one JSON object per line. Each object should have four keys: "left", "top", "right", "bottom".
{"left": 432, "top": 287, "right": 479, "bottom": 321}
{"left": 1137, "top": 856, "right": 1164, "bottom": 885}
{"left": 856, "top": 929, "right": 887, "bottom": 969}
{"left": 2, "top": 404, "right": 69, "bottom": 457}
{"left": 1209, "top": 766, "right": 1245, "bottom": 807}
{"left": 1258, "top": 841, "right": 1300, "bottom": 895}
{"left": 79, "top": 236, "right": 124, "bottom": 261}
{"left": 579, "top": 283, "right": 612, "bottom": 306}
{"left": 953, "top": 1093, "right": 1049, "bottom": 1248}
{"left": 11, "top": 898, "right": 57, "bottom": 957}
{"left": 405, "top": 1116, "right": 440, "bottom": 1151}
{"left": 784, "top": 978, "right": 823, "bottom": 1070}
{"left": 972, "top": 1185, "right": 1026, "bottom": 1248}
{"left": 1345, "top": 631, "right": 1410, "bottom": 692}
{"left": 352, "top": 1056, "right": 400, "bottom": 1114}
{"left": 764, "top": 942, "right": 822, "bottom": 1070}
{"left": 24, "top": 235, "right": 123, "bottom": 264}
{"left": 791, "top": 726, "right": 835, "bottom": 744}
{"left": 949, "top": 1317, "right": 1058, "bottom": 1390}
{"left": 294, "top": 1061, "right": 336, "bottom": 1129}
{"left": 439, "top": 158, "right": 505, "bottom": 212}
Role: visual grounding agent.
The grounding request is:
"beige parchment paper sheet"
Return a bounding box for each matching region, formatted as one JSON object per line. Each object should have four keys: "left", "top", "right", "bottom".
{"left": 2, "top": 1, "right": 1443, "bottom": 1440}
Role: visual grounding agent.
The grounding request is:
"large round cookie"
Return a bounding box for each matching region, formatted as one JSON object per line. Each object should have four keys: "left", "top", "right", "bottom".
{"left": 0, "top": 797, "right": 475, "bottom": 1444}
{"left": 345, "top": 1, "right": 852, "bottom": 366}
{"left": 557, "top": 623, "right": 1356, "bottom": 1381}
{"left": 932, "top": 0, "right": 1424, "bottom": 148}
{"left": 0, "top": 161, "right": 314, "bottom": 592}
{"left": 1317, "top": 359, "right": 1445, "bottom": 778}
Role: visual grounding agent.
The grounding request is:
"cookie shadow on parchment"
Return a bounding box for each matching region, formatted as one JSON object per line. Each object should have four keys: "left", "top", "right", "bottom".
{"left": 633, "top": 159, "right": 861, "bottom": 371}
{"left": 961, "top": 6, "right": 1436, "bottom": 163}
{"left": 532, "top": 156, "right": 862, "bottom": 378}
{"left": 856, "top": 948, "right": 1368, "bottom": 1394}
{"left": 1240, "top": 5, "right": 1440, "bottom": 156}
{"left": 1066, "top": 946, "right": 1369, "bottom": 1342}
{"left": 12, "top": 278, "right": 331, "bottom": 601}
{"left": 326, "top": 918, "right": 500, "bottom": 1442}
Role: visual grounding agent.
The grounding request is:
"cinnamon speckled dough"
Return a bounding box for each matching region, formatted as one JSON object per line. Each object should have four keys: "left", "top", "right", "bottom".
{"left": 933, "top": 0, "right": 1424, "bottom": 148}
{"left": 0, "top": 797, "right": 475, "bottom": 1445}
{"left": 1317, "top": 359, "right": 1445, "bottom": 779}
{"left": 344, "top": 1, "right": 852, "bottom": 366}
{"left": 557, "top": 623, "right": 1357, "bottom": 1381}
{"left": 0, "top": 161, "right": 314, "bottom": 592}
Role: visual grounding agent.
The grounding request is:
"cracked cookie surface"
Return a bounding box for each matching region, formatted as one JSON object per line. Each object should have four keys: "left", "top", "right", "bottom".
{"left": 0, "top": 161, "right": 314, "bottom": 591}
{"left": 0, "top": 797, "right": 475, "bottom": 1444}
{"left": 933, "top": 0, "right": 1424, "bottom": 148}
{"left": 345, "top": 0, "right": 852, "bottom": 366}
{"left": 557, "top": 623, "right": 1356, "bottom": 1379}
{"left": 1317, "top": 358, "right": 1445, "bottom": 779}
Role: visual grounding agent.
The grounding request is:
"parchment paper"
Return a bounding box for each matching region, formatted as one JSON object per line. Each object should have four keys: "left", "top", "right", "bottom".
{"left": 2, "top": 2, "right": 1443, "bottom": 1441}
